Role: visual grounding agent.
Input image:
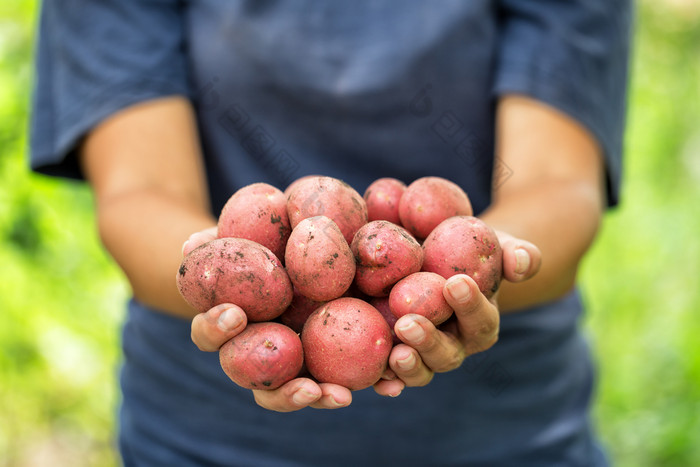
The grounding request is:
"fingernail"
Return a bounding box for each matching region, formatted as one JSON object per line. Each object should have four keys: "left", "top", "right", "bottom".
{"left": 515, "top": 248, "right": 530, "bottom": 275}
{"left": 292, "top": 388, "right": 317, "bottom": 406}
{"left": 446, "top": 276, "right": 471, "bottom": 304}
{"left": 181, "top": 239, "right": 190, "bottom": 256}
{"left": 396, "top": 353, "right": 417, "bottom": 371}
{"left": 217, "top": 308, "right": 243, "bottom": 332}
{"left": 328, "top": 394, "right": 346, "bottom": 407}
{"left": 397, "top": 319, "right": 425, "bottom": 343}
{"left": 389, "top": 389, "right": 403, "bottom": 398}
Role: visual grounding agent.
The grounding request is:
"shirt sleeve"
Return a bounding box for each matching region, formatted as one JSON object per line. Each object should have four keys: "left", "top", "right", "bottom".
{"left": 493, "top": 0, "right": 632, "bottom": 206}
{"left": 29, "top": 0, "right": 191, "bottom": 180}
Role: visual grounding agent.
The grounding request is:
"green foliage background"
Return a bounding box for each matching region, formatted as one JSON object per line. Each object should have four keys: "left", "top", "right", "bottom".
{"left": 1, "top": 1, "right": 698, "bottom": 465}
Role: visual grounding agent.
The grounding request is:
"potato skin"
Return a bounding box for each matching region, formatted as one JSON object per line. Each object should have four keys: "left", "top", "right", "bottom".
{"left": 363, "top": 177, "right": 406, "bottom": 225}
{"left": 351, "top": 220, "right": 423, "bottom": 297}
{"left": 219, "top": 322, "right": 303, "bottom": 390}
{"left": 398, "top": 176, "right": 473, "bottom": 239}
{"left": 217, "top": 183, "right": 291, "bottom": 261}
{"left": 302, "top": 297, "right": 393, "bottom": 390}
{"left": 177, "top": 238, "right": 293, "bottom": 321}
{"left": 286, "top": 176, "right": 368, "bottom": 245}
{"left": 278, "top": 287, "right": 327, "bottom": 333}
{"left": 284, "top": 174, "right": 319, "bottom": 199}
{"left": 389, "top": 272, "right": 453, "bottom": 326}
{"left": 284, "top": 216, "right": 356, "bottom": 302}
{"left": 370, "top": 297, "right": 401, "bottom": 345}
{"left": 422, "top": 216, "right": 502, "bottom": 299}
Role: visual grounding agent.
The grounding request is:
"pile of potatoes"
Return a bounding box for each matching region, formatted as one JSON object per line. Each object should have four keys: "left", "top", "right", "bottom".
{"left": 177, "top": 175, "right": 502, "bottom": 391}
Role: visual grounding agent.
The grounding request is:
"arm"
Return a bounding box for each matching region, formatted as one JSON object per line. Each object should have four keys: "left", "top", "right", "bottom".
{"left": 80, "top": 96, "right": 215, "bottom": 319}
{"left": 482, "top": 94, "right": 605, "bottom": 312}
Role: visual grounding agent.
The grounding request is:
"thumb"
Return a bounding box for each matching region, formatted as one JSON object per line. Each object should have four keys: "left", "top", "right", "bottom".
{"left": 182, "top": 226, "right": 218, "bottom": 256}
{"left": 443, "top": 274, "right": 500, "bottom": 355}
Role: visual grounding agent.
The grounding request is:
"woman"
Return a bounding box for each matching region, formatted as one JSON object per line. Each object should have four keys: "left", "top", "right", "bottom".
{"left": 31, "top": 1, "right": 631, "bottom": 464}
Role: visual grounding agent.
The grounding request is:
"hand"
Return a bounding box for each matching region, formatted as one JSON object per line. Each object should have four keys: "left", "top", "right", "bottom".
{"left": 185, "top": 227, "right": 353, "bottom": 412}
{"left": 373, "top": 230, "right": 542, "bottom": 397}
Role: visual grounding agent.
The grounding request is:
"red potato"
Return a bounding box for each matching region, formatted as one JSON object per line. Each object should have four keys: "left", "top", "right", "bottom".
{"left": 219, "top": 322, "right": 303, "bottom": 390}
{"left": 398, "top": 176, "right": 473, "bottom": 239}
{"left": 286, "top": 176, "right": 368, "bottom": 245}
{"left": 279, "top": 285, "right": 359, "bottom": 333}
{"left": 302, "top": 297, "right": 393, "bottom": 390}
{"left": 422, "top": 216, "right": 502, "bottom": 299}
{"left": 217, "top": 183, "right": 291, "bottom": 261}
{"left": 363, "top": 177, "right": 406, "bottom": 224}
{"left": 343, "top": 281, "right": 372, "bottom": 303}
{"left": 389, "top": 272, "right": 453, "bottom": 326}
{"left": 370, "top": 297, "right": 401, "bottom": 345}
{"left": 351, "top": 220, "right": 423, "bottom": 297}
{"left": 284, "top": 174, "right": 320, "bottom": 199}
{"left": 177, "top": 238, "right": 293, "bottom": 321}
{"left": 284, "top": 216, "right": 356, "bottom": 302}
{"left": 278, "top": 287, "right": 327, "bottom": 334}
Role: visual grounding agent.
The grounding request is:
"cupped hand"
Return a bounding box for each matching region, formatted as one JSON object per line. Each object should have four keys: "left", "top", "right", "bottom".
{"left": 373, "top": 230, "right": 541, "bottom": 397}
{"left": 184, "top": 226, "right": 540, "bottom": 405}
{"left": 184, "top": 227, "right": 353, "bottom": 412}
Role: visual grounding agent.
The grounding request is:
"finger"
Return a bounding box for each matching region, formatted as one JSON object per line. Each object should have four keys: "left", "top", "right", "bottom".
{"left": 308, "top": 383, "right": 353, "bottom": 409}
{"left": 182, "top": 226, "right": 218, "bottom": 256}
{"left": 387, "top": 343, "right": 435, "bottom": 386}
{"left": 443, "top": 274, "right": 500, "bottom": 355}
{"left": 495, "top": 231, "right": 541, "bottom": 283}
{"left": 190, "top": 303, "right": 247, "bottom": 352}
{"left": 395, "top": 316, "right": 465, "bottom": 373}
{"left": 373, "top": 376, "right": 406, "bottom": 397}
{"left": 253, "top": 378, "right": 322, "bottom": 412}
{"left": 252, "top": 378, "right": 351, "bottom": 412}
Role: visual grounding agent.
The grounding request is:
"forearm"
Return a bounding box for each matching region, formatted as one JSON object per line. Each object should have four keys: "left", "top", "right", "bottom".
{"left": 486, "top": 95, "right": 606, "bottom": 312}
{"left": 80, "top": 96, "right": 213, "bottom": 319}
{"left": 480, "top": 180, "right": 601, "bottom": 312}
{"left": 97, "top": 189, "right": 215, "bottom": 318}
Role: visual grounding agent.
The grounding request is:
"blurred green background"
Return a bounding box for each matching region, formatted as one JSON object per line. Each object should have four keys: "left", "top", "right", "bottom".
{"left": 1, "top": 1, "right": 699, "bottom": 466}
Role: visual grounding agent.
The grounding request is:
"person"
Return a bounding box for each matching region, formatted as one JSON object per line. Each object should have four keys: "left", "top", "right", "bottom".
{"left": 30, "top": 1, "right": 631, "bottom": 465}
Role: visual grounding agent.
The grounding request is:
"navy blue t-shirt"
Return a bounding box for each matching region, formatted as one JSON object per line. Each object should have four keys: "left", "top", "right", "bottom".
{"left": 30, "top": 1, "right": 631, "bottom": 465}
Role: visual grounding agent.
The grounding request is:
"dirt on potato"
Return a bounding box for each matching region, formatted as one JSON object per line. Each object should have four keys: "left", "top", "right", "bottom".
{"left": 285, "top": 216, "right": 356, "bottom": 301}
{"left": 219, "top": 322, "right": 303, "bottom": 390}
{"left": 177, "top": 237, "right": 293, "bottom": 321}
{"left": 301, "top": 297, "right": 392, "bottom": 390}
{"left": 351, "top": 220, "right": 423, "bottom": 297}
{"left": 422, "top": 216, "right": 502, "bottom": 299}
